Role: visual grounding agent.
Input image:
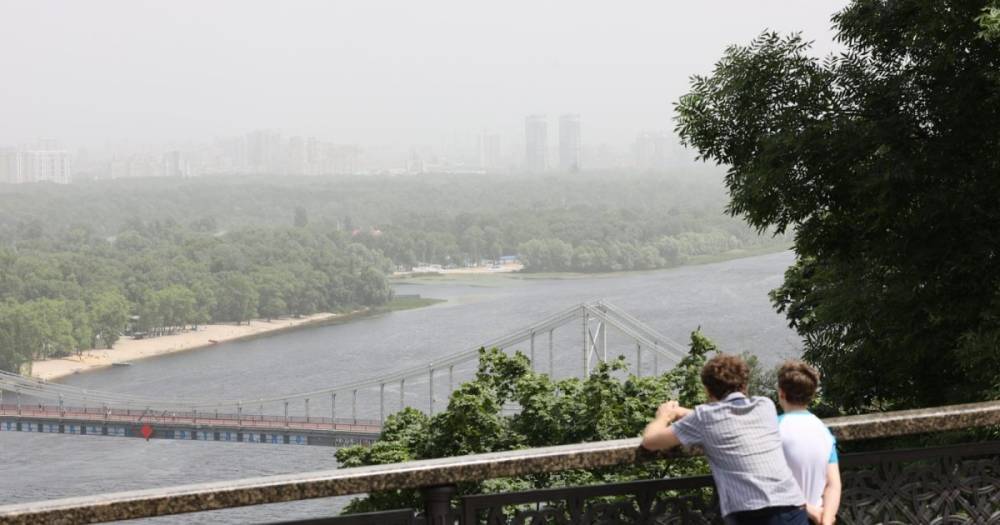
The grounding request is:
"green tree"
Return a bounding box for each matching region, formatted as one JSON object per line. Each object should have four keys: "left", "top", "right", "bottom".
{"left": 213, "top": 273, "right": 259, "bottom": 324}
{"left": 89, "top": 290, "right": 130, "bottom": 348}
{"left": 0, "top": 303, "right": 42, "bottom": 372}
{"left": 979, "top": 1, "right": 1000, "bottom": 39}
{"left": 335, "top": 330, "right": 717, "bottom": 514}
{"left": 152, "top": 285, "right": 197, "bottom": 332}
{"left": 675, "top": 1, "right": 1000, "bottom": 411}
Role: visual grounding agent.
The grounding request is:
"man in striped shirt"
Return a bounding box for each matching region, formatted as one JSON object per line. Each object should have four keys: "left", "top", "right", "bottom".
{"left": 641, "top": 354, "right": 808, "bottom": 525}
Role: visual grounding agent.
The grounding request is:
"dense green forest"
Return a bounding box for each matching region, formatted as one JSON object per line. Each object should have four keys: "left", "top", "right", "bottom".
{"left": 0, "top": 172, "right": 787, "bottom": 273}
{"left": 0, "top": 224, "right": 393, "bottom": 372}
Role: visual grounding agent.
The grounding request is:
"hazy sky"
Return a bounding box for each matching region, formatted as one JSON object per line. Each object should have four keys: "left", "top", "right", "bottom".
{"left": 1, "top": 1, "right": 847, "bottom": 151}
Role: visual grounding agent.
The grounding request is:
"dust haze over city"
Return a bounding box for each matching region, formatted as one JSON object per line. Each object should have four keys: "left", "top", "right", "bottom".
{"left": 1, "top": 1, "right": 843, "bottom": 174}
{"left": 12, "top": 0, "right": 1000, "bottom": 523}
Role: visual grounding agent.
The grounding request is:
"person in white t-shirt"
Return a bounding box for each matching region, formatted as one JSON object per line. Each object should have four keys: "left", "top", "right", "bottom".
{"left": 776, "top": 360, "right": 841, "bottom": 525}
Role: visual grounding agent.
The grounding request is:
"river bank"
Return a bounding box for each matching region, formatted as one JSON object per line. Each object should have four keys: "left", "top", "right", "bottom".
{"left": 27, "top": 312, "right": 350, "bottom": 382}
{"left": 393, "top": 244, "right": 793, "bottom": 286}
{"left": 27, "top": 293, "right": 452, "bottom": 382}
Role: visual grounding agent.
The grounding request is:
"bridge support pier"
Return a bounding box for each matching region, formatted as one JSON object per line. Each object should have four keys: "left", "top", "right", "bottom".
{"left": 304, "top": 398, "right": 309, "bottom": 423}
{"left": 331, "top": 393, "right": 336, "bottom": 428}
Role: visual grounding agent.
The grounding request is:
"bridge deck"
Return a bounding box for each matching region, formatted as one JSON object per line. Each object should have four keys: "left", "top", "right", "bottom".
{"left": 0, "top": 405, "right": 381, "bottom": 446}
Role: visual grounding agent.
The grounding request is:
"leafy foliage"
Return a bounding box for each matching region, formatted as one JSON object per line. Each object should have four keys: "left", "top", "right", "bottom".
{"left": 0, "top": 223, "right": 393, "bottom": 372}
{"left": 335, "top": 331, "right": 721, "bottom": 514}
{"left": 676, "top": 0, "right": 1000, "bottom": 411}
{"left": 978, "top": 1, "right": 1000, "bottom": 40}
{"left": 0, "top": 172, "right": 788, "bottom": 274}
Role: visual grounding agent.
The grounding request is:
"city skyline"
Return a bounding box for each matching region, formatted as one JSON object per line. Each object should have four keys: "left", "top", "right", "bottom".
{"left": 0, "top": 1, "right": 846, "bottom": 152}
{"left": 0, "top": 116, "right": 696, "bottom": 182}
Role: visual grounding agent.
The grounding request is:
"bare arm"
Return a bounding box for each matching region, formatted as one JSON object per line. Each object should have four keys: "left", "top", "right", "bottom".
{"left": 821, "top": 462, "right": 842, "bottom": 525}
{"left": 640, "top": 401, "right": 691, "bottom": 451}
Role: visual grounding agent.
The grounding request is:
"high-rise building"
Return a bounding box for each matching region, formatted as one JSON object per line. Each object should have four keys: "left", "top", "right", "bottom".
{"left": 162, "top": 151, "right": 189, "bottom": 177}
{"left": 478, "top": 132, "right": 501, "bottom": 172}
{"left": 246, "top": 129, "right": 283, "bottom": 174}
{"left": 0, "top": 149, "right": 21, "bottom": 183}
{"left": 287, "top": 136, "right": 307, "bottom": 175}
{"left": 559, "top": 114, "right": 581, "bottom": 172}
{"left": 19, "top": 150, "right": 73, "bottom": 183}
{"left": 524, "top": 115, "right": 547, "bottom": 173}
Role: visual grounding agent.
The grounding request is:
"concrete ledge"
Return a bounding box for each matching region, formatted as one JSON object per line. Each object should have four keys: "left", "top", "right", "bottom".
{"left": 1, "top": 399, "right": 998, "bottom": 524}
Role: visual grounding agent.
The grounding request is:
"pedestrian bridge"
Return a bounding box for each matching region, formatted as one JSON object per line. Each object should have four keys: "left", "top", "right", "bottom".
{"left": 1, "top": 399, "right": 997, "bottom": 524}
{"left": 0, "top": 301, "right": 688, "bottom": 446}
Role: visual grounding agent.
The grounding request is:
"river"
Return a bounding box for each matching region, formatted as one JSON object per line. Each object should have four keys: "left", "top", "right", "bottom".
{"left": 0, "top": 251, "right": 799, "bottom": 523}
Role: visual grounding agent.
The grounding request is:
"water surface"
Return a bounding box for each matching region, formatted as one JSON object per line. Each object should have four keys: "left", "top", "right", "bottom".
{"left": 0, "top": 251, "right": 799, "bottom": 523}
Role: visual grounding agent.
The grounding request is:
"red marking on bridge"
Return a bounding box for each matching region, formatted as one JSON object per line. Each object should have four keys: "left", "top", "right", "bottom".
{"left": 141, "top": 424, "right": 153, "bottom": 440}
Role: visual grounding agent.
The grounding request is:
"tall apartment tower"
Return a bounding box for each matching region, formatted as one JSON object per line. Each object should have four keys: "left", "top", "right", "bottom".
{"left": 524, "top": 115, "right": 548, "bottom": 173}
{"left": 478, "top": 132, "right": 501, "bottom": 172}
{"left": 0, "top": 149, "right": 21, "bottom": 183}
{"left": 559, "top": 114, "right": 582, "bottom": 172}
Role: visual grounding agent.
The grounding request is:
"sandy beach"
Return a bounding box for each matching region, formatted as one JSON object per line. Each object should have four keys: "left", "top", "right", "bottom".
{"left": 27, "top": 313, "right": 345, "bottom": 382}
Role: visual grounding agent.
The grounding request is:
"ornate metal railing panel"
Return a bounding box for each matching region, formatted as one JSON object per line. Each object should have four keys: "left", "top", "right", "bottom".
{"left": 457, "top": 441, "right": 1000, "bottom": 525}
{"left": 461, "top": 475, "right": 719, "bottom": 525}
{"left": 837, "top": 441, "right": 1000, "bottom": 525}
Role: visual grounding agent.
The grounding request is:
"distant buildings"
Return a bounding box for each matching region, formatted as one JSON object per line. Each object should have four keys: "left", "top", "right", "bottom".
{"left": 524, "top": 114, "right": 583, "bottom": 173}
{"left": 558, "top": 114, "right": 581, "bottom": 172}
{"left": 246, "top": 129, "right": 283, "bottom": 174}
{"left": 478, "top": 132, "right": 501, "bottom": 172}
{"left": 0, "top": 149, "right": 19, "bottom": 183}
{"left": 109, "top": 154, "right": 161, "bottom": 179}
{"left": 633, "top": 131, "right": 670, "bottom": 171}
{"left": 524, "top": 115, "right": 548, "bottom": 172}
{"left": 162, "top": 151, "right": 189, "bottom": 177}
{"left": 0, "top": 148, "right": 72, "bottom": 184}
{"left": 0, "top": 120, "right": 697, "bottom": 183}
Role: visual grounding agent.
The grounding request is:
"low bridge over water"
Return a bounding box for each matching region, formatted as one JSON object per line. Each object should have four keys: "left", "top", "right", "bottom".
{"left": 0, "top": 302, "right": 687, "bottom": 446}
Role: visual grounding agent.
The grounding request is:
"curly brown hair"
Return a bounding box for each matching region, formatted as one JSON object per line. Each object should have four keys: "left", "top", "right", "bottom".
{"left": 700, "top": 354, "right": 749, "bottom": 400}
{"left": 777, "top": 359, "right": 820, "bottom": 405}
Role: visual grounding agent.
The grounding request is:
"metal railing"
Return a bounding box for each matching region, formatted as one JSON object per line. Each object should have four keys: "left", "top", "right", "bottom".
{"left": 0, "top": 400, "right": 998, "bottom": 524}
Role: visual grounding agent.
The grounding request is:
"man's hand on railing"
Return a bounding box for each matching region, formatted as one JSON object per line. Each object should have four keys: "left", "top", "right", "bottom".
{"left": 640, "top": 400, "right": 689, "bottom": 451}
